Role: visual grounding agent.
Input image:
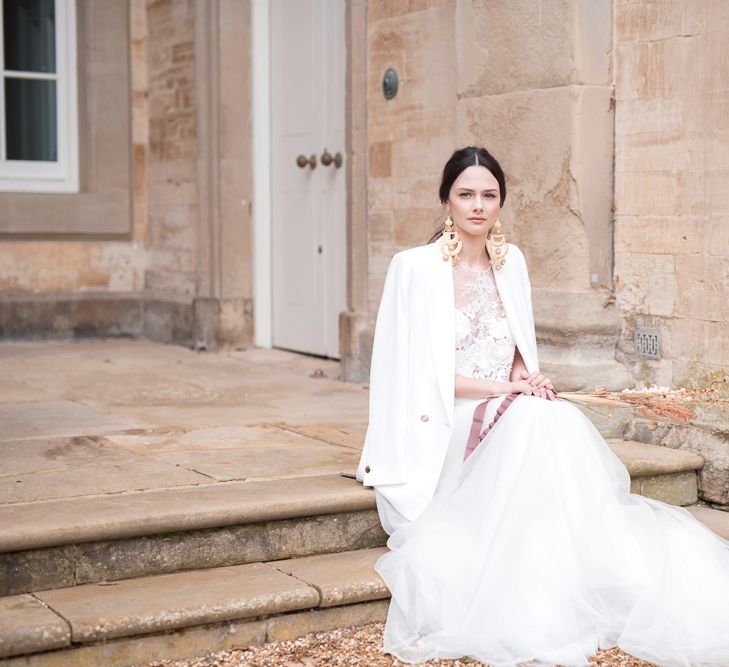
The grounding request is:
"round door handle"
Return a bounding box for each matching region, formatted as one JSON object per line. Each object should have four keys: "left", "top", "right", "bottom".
{"left": 296, "top": 154, "right": 317, "bottom": 169}
{"left": 320, "top": 148, "right": 342, "bottom": 168}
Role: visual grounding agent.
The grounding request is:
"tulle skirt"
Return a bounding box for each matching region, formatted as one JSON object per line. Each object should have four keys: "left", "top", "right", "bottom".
{"left": 374, "top": 395, "right": 729, "bottom": 667}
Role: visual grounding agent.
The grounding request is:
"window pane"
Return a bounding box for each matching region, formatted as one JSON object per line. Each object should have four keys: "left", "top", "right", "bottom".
{"left": 5, "top": 77, "right": 57, "bottom": 161}
{"left": 4, "top": 0, "right": 56, "bottom": 73}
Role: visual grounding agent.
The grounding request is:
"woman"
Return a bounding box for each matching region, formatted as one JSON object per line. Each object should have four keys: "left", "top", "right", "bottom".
{"left": 356, "top": 146, "right": 729, "bottom": 667}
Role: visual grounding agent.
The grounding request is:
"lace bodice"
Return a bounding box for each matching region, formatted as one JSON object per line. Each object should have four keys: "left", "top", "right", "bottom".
{"left": 454, "top": 263, "right": 515, "bottom": 382}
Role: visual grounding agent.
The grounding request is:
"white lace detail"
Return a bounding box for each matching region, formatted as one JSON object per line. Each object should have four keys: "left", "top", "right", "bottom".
{"left": 454, "top": 263, "right": 515, "bottom": 381}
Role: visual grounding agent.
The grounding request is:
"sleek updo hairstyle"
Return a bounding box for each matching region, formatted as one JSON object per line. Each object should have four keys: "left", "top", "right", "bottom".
{"left": 428, "top": 146, "right": 507, "bottom": 244}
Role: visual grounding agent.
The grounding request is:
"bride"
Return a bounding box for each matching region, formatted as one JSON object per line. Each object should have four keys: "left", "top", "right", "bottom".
{"left": 355, "top": 146, "right": 729, "bottom": 667}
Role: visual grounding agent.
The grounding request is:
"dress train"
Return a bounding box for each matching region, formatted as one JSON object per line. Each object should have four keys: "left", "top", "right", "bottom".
{"left": 375, "top": 395, "right": 729, "bottom": 667}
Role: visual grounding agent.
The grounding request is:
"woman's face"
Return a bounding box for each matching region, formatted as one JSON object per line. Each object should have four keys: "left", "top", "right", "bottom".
{"left": 444, "top": 165, "right": 501, "bottom": 237}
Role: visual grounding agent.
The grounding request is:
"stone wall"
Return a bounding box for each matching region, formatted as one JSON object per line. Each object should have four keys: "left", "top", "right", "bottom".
{"left": 0, "top": 0, "right": 253, "bottom": 347}
{"left": 145, "top": 0, "right": 197, "bottom": 300}
{"left": 613, "top": 1, "right": 729, "bottom": 389}
{"left": 366, "top": 0, "right": 457, "bottom": 313}
{"left": 363, "top": 0, "right": 629, "bottom": 390}
{"left": 612, "top": 1, "right": 729, "bottom": 508}
{"left": 0, "top": 0, "right": 147, "bottom": 296}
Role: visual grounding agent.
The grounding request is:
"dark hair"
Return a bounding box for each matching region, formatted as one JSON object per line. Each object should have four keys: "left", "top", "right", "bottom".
{"left": 428, "top": 146, "right": 506, "bottom": 243}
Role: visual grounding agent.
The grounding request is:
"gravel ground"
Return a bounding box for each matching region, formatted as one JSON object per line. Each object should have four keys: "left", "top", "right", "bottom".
{"left": 143, "top": 622, "right": 657, "bottom": 667}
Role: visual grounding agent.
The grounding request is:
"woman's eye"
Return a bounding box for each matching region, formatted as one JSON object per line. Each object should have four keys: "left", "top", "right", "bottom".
{"left": 460, "top": 193, "right": 470, "bottom": 198}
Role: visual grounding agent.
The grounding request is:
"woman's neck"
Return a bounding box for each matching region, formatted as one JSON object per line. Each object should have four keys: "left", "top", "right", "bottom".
{"left": 458, "top": 231, "right": 491, "bottom": 269}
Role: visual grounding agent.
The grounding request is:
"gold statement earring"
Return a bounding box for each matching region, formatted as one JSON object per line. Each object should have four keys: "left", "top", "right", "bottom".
{"left": 440, "top": 214, "right": 462, "bottom": 267}
{"left": 486, "top": 218, "right": 509, "bottom": 270}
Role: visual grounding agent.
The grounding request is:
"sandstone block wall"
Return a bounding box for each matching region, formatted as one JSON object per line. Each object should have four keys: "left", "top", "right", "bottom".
{"left": 366, "top": 0, "right": 457, "bottom": 314}
{"left": 144, "top": 0, "right": 198, "bottom": 299}
{"left": 0, "top": 0, "right": 253, "bottom": 347}
{"left": 365, "top": 0, "right": 628, "bottom": 389}
{"left": 0, "top": 0, "right": 148, "bottom": 296}
{"left": 614, "top": 0, "right": 729, "bottom": 388}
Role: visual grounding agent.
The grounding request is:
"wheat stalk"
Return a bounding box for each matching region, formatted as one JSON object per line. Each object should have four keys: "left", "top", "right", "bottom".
{"left": 554, "top": 386, "right": 714, "bottom": 424}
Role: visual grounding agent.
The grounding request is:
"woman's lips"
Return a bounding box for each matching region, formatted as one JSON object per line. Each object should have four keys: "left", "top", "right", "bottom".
{"left": 468, "top": 217, "right": 485, "bottom": 222}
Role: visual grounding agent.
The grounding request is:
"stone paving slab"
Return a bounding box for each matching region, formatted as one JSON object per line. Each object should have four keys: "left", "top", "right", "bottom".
{"left": 96, "top": 404, "right": 283, "bottom": 430}
{"left": 272, "top": 547, "right": 389, "bottom": 608}
{"left": 273, "top": 421, "right": 369, "bottom": 451}
{"left": 0, "top": 377, "right": 52, "bottom": 404}
{"left": 0, "top": 400, "right": 143, "bottom": 442}
{"left": 104, "top": 424, "right": 361, "bottom": 482}
{"left": 0, "top": 340, "right": 369, "bottom": 515}
{"left": 0, "top": 474, "right": 375, "bottom": 553}
{"left": 0, "top": 595, "right": 69, "bottom": 658}
{"left": 2, "top": 458, "right": 210, "bottom": 504}
{"left": 1, "top": 435, "right": 136, "bottom": 476}
{"left": 36, "top": 562, "right": 319, "bottom": 643}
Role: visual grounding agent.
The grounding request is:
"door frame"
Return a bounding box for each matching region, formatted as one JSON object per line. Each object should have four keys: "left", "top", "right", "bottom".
{"left": 251, "top": 0, "right": 273, "bottom": 348}
{"left": 251, "top": 0, "right": 368, "bottom": 360}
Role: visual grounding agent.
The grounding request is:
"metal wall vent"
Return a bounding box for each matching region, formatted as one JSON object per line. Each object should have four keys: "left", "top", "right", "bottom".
{"left": 635, "top": 328, "right": 661, "bottom": 359}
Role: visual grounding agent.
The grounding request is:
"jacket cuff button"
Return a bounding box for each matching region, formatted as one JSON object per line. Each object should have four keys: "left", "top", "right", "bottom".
{"left": 365, "top": 465, "right": 371, "bottom": 473}
{"left": 420, "top": 414, "right": 430, "bottom": 422}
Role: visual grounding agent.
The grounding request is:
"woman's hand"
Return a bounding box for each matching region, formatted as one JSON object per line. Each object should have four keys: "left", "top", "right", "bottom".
{"left": 508, "top": 380, "right": 539, "bottom": 397}
{"left": 519, "top": 370, "right": 557, "bottom": 401}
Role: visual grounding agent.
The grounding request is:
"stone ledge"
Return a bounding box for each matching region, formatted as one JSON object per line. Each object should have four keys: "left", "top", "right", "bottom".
{"left": 606, "top": 439, "right": 704, "bottom": 477}
{"left": 0, "top": 595, "right": 69, "bottom": 659}
{"left": 0, "top": 549, "right": 388, "bottom": 664}
{"left": 0, "top": 601, "right": 388, "bottom": 667}
{"left": 0, "top": 444, "right": 704, "bottom": 555}
{"left": 36, "top": 562, "right": 320, "bottom": 643}
{"left": 0, "top": 475, "right": 376, "bottom": 553}
{"left": 3, "top": 510, "right": 729, "bottom": 665}
{"left": 271, "top": 547, "right": 389, "bottom": 608}
{"left": 1, "top": 510, "right": 387, "bottom": 597}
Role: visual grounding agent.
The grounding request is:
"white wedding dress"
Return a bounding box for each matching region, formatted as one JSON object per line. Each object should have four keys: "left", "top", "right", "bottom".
{"left": 374, "top": 263, "right": 729, "bottom": 667}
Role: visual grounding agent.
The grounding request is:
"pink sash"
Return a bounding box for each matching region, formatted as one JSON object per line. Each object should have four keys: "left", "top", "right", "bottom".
{"left": 464, "top": 393, "right": 519, "bottom": 461}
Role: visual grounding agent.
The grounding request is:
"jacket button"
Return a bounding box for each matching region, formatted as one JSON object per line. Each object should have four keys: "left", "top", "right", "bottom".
{"left": 365, "top": 465, "right": 371, "bottom": 473}
{"left": 420, "top": 414, "right": 429, "bottom": 422}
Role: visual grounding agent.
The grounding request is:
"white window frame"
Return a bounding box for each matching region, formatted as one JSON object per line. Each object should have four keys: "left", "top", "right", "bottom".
{"left": 0, "top": 0, "right": 78, "bottom": 193}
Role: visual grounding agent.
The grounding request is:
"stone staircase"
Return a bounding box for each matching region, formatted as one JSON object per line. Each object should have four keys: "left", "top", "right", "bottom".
{"left": 2, "top": 441, "right": 729, "bottom": 666}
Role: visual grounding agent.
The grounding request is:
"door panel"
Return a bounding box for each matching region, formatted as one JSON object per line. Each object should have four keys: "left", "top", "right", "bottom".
{"left": 271, "top": 0, "right": 346, "bottom": 358}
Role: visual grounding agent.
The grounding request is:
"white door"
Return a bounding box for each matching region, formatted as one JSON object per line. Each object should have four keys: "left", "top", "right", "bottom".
{"left": 270, "top": 0, "right": 346, "bottom": 358}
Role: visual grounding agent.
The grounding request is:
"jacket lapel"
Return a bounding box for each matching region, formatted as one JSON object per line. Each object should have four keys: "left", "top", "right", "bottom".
{"left": 427, "top": 244, "right": 455, "bottom": 426}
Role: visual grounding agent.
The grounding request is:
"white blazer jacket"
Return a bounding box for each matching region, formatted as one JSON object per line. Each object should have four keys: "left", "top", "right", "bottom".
{"left": 356, "top": 240, "right": 540, "bottom": 521}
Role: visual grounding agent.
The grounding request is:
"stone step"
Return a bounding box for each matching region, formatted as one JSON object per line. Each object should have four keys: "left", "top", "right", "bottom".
{"left": 0, "top": 441, "right": 704, "bottom": 597}
{"left": 0, "top": 547, "right": 390, "bottom": 666}
{"left": 605, "top": 438, "right": 704, "bottom": 506}
{"left": 0, "top": 474, "right": 387, "bottom": 597}
{"left": 3, "top": 504, "right": 729, "bottom": 667}
{"left": 686, "top": 504, "right": 729, "bottom": 540}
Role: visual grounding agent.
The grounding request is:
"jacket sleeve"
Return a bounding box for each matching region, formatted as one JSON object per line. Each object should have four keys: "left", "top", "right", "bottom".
{"left": 356, "top": 252, "right": 410, "bottom": 486}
